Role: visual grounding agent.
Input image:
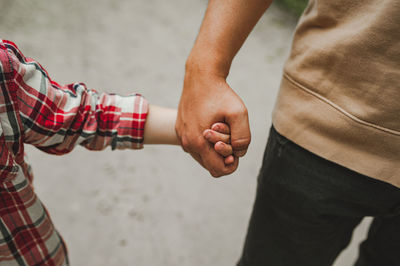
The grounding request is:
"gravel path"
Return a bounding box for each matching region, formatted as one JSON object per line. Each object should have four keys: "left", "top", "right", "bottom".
{"left": 0, "top": 0, "right": 371, "bottom": 265}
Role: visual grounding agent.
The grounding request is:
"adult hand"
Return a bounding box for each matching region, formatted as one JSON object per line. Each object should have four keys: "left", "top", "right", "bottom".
{"left": 175, "top": 0, "right": 271, "bottom": 177}
{"left": 176, "top": 66, "right": 251, "bottom": 177}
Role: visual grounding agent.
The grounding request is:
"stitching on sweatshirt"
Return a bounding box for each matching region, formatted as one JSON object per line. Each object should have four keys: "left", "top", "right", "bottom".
{"left": 283, "top": 73, "right": 400, "bottom": 136}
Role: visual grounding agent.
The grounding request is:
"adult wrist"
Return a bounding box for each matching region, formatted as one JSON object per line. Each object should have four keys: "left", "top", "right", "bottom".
{"left": 185, "top": 49, "right": 232, "bottom": 79}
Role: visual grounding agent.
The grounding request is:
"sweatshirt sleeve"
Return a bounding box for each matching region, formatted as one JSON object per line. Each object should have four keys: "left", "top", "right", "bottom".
{"left": 5, "top": 40, "right": 148, "bottom": 155}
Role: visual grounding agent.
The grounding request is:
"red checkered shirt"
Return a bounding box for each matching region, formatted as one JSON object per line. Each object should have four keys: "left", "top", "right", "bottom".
{"left": 0, "top": 40, "right": 148, "bottom": 265}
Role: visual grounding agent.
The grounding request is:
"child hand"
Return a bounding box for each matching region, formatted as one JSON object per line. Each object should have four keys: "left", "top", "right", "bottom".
{"left": 203, "top": 122, "right": 235, "bottom": 165}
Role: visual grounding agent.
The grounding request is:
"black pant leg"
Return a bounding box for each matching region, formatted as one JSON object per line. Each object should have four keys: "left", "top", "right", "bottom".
{"left": 238, "top": 126, "right": 400, "bottom": 266}
{"left": 355, "top": 213, "right": 400, "bottom": 266}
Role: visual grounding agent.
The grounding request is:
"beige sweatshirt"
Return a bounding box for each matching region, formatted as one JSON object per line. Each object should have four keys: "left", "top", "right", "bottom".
{"left": 272, "top": 0, "right": 400, "bottom": 187}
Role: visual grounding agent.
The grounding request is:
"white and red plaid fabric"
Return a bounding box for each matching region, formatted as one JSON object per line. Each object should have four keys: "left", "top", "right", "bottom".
{"left": 0, "top": 40, "right": 148, "bottom": 265}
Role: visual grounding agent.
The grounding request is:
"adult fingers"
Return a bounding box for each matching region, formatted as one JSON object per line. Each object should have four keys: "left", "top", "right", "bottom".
{"left": 201, "top": 146, "right": 238, "bottom": 177}
{"left": 203, "top": 129, "right": 231, "bottom": 144}
{"left": 178, "top": 130, "right": 207, "bottom": 169}
{"left": 190, "top": 151, "right": 205, "bottom": 169}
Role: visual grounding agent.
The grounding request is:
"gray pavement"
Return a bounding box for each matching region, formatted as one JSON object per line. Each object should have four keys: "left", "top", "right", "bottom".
{"left": 0, "top": 0, "right": 371, "bottom": 265}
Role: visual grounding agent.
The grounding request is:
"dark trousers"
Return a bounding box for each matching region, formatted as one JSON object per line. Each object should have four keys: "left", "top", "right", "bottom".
{"left": 238, "top": 126, "right": 400, "bottom": 266}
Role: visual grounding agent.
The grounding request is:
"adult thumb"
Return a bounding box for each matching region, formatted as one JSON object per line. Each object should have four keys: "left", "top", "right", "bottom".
{"left": 226, "top": 107, "right": 251, "bottom": 157}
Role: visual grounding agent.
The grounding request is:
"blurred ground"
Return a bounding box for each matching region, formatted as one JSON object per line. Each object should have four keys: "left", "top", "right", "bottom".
{"left": 0, "top": 0, "right": 371, "bottom": 265}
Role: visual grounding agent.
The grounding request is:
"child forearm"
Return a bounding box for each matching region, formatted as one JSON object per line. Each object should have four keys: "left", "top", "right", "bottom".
{"left": 143, "top": 105, "right": 179, "bottom": 145}
{"left": 143, "top": 105, "right": 234, "bottom": 165}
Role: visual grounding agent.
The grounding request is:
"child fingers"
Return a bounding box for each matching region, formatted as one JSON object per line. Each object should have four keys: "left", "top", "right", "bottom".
{"left": 215, "top": 141, "right": 233, "bottom": 157}
{"left": 211, "top": 122, "right": 230, "bottom": 134}
{"left": 203, "top": 129, "right": 231, "bottom": 144}
{"left": 224, "top": 155, "right": 235, "bottom": 165}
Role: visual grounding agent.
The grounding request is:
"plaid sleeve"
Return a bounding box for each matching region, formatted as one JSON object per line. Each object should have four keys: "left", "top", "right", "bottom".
{"left": 4, "top": 40, "right": 148, "bottom": 155}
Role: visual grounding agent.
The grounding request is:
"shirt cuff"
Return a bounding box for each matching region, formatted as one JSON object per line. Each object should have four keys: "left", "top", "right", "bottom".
{"left": 112, "top": 93, "right": 148, "bottom": 150}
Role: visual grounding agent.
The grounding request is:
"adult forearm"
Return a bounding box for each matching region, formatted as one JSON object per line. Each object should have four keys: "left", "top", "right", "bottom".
{"left": 186, "top": 0, "right": 273, "bottom": 77}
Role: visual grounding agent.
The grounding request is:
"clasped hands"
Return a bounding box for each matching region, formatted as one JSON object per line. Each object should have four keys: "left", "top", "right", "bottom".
{"left": 176, "top": 71, "right": 251, "bottom": 177}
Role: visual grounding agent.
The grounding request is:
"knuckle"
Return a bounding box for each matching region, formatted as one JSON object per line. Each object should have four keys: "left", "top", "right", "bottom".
{"left": 222, "top": 167, "right": 235, "bottom": 175}
{"left": 182, "top": 135, "right": 205, "bottom": 152}
{"left": 181, "top": 136, "right": 191, "bottom": 152}
{"left": 229, "top": 104, "right": 247, "bottom": 118}
{"left": 230, "top": 109, "right": 242, "bottom": 119}
{"left": 243, "top": 106, "right": 249, "bottom": 116}
{"left": 210, "top": 170, "right": 222, "bottom": 178}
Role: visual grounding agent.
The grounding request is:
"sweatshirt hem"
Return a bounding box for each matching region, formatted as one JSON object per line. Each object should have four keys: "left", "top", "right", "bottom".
{"left": 272, "top": 74, "right": 400, "bottom": 188}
